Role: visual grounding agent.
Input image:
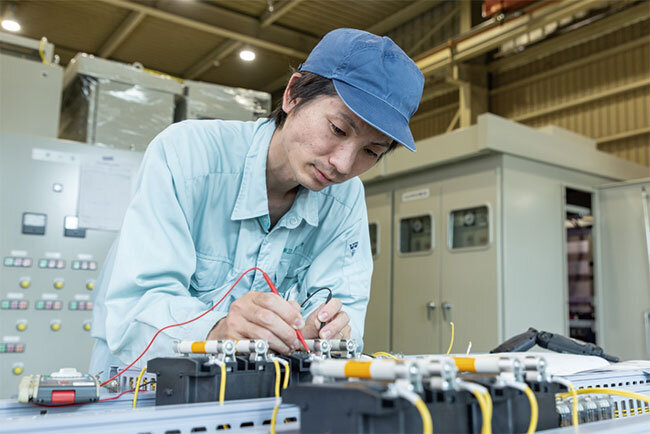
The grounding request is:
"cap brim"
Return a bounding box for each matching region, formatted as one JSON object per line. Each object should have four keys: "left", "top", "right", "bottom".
{"left": 333, "top": 79, "right": 416, "bottom": 152}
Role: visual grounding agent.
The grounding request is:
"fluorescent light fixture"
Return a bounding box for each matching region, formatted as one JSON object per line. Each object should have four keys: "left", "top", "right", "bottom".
{"left": 1, "top": 18, "right": 20, "bottom": 32}
{"left": 239, "top": 49, "right": 256, "bottom": 62}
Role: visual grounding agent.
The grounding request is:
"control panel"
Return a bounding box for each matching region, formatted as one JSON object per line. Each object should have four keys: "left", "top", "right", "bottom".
{"left": 0, "top": 133, "right": 142, "bottom": 398}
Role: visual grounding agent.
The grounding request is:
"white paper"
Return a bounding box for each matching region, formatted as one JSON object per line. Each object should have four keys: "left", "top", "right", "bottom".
{"left": 78, "top": 154, "right": 135, "bottom": 231}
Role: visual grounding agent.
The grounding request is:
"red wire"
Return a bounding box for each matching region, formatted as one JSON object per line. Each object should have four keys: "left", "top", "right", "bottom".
{"left": 100, "top": 266, "right": 309, "bottom": 388}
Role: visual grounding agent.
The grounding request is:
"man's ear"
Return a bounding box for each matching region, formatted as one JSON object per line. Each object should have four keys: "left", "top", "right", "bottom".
{"left": 282, "top": 72, "right": 302, "bottom": 115}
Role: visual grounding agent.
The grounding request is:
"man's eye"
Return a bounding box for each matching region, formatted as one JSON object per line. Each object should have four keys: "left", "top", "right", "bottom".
{"left": 330, "top": 123, "right": 346, "bottom": 136}
{"left": 365, "top": 149, "right": 379, "bottom": 158}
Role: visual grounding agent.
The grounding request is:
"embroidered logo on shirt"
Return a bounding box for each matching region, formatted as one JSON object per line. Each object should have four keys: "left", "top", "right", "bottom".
{"left": 283, "top": 242, "right": 305, "bottom": 255}
{"left": 348, "top": 241, "right": 359, "bottom": 256}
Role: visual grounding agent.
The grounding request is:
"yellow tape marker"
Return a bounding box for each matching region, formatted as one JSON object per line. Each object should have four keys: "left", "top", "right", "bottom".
{"left": 191, "top": 341, "right": 206, "bottom": 353}
{"left": 453, "top": 357, "right": 477, "bottom": 372}
{"left": 344, "top": 361, "right": 372, "bottom": 379}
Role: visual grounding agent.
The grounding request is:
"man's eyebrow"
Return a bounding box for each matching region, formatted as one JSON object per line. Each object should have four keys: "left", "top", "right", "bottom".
{"left": 339, "top": 112, "right": 360, "bottom": 135}
{"left": 339, "top": 112, "right": 391, "bottom": 147}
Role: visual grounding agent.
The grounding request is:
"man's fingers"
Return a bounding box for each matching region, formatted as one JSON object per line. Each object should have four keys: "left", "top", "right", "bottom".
{"left": 314, "top": 298, "right": 342, "bottom": 327}
{"left": 243, "top": 306, "right": 300, "bottom": 350}
{"left": 242, "top": 323, "right": 292, "bottom": 354}
{"left": 318, "top": 310, "right": 350, "bottom": 339}
{"left": 254, "top": 292, "right": 304, "bottom": 329}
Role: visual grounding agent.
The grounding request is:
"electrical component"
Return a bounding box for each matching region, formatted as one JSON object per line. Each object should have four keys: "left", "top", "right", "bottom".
{"left": 17, "top": 368, "right": 99, "bottom": 404}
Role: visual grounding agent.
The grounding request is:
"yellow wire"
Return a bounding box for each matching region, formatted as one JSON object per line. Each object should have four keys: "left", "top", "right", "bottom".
{"left": 446, "top": 321, "right": 455, "bottom": 355}
{"left": 270, "top": 359, "right": 281, "bottom": 434}
{"left": 483, "top": 392, "right": 493, "bottom": 430}
{"left": 414, "top": 398, "right": 434, "bottom": 434}
{"left": 521, "top": 385, "right": 539, "bottom": 434}
{"left": 470, "top": 389, "right": 491, "bottom": 434}
{"left": 132, "top": 366, "right": 147, "bottom": 409}
{"left": 466, "top": 341, "right": 472, "bottom": 355}
{"left": 567, "top": 383, "right": 579, "bottom": 426}
{"left": 38, "top": 38, "right": 50, "bottom": 65}
{"left": 557, "top": 387, "right": 650, "bottom": 404}
{"left": 218, "top": 362, "right": 226, "bottom": 404}
{"left": 282, "top": 361, "right": 290, "bottom": 389}
{"left": 372, "top": 351, "right": 400, "bottom": 360}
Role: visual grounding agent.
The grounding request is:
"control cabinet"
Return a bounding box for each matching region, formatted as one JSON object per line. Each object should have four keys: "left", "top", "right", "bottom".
{"left": 361, "top": 114, "right": 647, "bottom": 355}
{"left": 0, "top": 133, "right": 142, "bottom": 398}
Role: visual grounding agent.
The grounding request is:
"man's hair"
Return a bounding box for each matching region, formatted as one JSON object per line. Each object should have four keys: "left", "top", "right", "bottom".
{"left": 271, "top": 71, "right": 399, "bottom": 156}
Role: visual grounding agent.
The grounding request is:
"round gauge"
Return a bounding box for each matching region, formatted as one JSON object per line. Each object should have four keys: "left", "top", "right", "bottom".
{"left": 463, "top": 212, "right": 475, "bottom": 226}
{"left": 411, "top": 218, "right": 423, "bottom": 233}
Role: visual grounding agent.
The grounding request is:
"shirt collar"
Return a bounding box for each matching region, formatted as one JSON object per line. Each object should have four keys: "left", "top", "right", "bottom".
{"left": 230, "top": 120, "right": 320, "bottom": 228}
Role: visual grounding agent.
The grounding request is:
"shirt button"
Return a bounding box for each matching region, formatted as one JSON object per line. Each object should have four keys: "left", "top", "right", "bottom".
{"left": 289, "top": 216, "right": 298, "bottom": 226}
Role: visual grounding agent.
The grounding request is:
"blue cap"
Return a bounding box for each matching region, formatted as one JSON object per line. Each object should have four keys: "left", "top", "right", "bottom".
{"left": 299, "top": 28, "right": 424, "bottom": 152}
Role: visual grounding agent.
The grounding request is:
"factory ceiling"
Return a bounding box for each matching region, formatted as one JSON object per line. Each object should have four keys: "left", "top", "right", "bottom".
{"left": 0, "top": 0, "right": 459, "bottom": 97}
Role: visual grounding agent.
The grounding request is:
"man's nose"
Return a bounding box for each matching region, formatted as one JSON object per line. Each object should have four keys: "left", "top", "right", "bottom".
{"left": 329, "top": 145, "right": 356, "bottom": 176}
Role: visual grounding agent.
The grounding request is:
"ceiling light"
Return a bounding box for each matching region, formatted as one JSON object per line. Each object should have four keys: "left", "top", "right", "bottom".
{"left": 1, "top": 18, "right": 20, "bottom": 32}
{"left": 239, "top": 49, "right": 256, "bottom": 62}
{"left": 1, "top": 4, "right": 20, "bottom": 32}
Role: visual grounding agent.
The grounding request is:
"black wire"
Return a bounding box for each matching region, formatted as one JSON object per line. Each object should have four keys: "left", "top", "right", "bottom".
{"left": 301, "top": 287, "right": 333, "bottom": 331}
{"left": 300, "top": 287, "right": 333, "bottom": 308}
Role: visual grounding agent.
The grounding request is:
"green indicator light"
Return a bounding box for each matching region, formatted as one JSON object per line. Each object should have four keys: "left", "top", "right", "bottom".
{"left": 1, "top": 300, "right": 9, "bottom": 309}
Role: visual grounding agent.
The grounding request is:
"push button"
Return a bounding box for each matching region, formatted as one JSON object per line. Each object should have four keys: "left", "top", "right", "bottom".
{"left": 83, "top": 321, "right": 91, "bottom": 332}
{"left": 53, "top": 279, "right": 64, "bottom": 289}
{"left": 16, "top": 321, "right": 27, "bottom": 332}
{"left": 86, "top": 280, "right": 95, "bottom": 291}
{"left": 50, "top": 320, "right": 62, "bottom": 331}
{"left": 12, "top": 364, "right": 23, "bottom": 375}
{"left": 19, "top": 278, "right": 30, "bottom": 289}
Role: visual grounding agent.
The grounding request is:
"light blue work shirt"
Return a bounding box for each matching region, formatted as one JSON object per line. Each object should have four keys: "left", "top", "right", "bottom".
{"left": 90, "top": 118, "right": 372, "bottom": 378}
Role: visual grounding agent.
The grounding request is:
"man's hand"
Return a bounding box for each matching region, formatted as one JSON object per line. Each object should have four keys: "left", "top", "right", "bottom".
{"left": 207, "top": 291, "right": 304, "bottom": 354}
{"left": 301, "top": 298, "right": 351, "bottom": 340}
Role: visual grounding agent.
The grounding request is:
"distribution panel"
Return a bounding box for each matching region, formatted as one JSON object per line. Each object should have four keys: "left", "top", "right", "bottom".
{"left": 0, "top": 132, "right": 142, "bottom": 399}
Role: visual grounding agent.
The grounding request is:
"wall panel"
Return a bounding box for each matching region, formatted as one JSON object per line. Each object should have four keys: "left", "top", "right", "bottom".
{"left": 489, "top": 19, "right": 650, "bottom": 167}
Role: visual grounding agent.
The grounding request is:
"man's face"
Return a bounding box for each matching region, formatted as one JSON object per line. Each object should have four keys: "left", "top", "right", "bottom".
{"left": 280, "top": 94, "right": 393, "bottom": 192}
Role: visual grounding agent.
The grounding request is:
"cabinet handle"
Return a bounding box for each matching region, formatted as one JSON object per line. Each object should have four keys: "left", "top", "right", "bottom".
{"left": 426, "top": 301, "right": 437, "bottom": 320}
{"left": 442, "top": 302, "right": 453, "bottom": 321}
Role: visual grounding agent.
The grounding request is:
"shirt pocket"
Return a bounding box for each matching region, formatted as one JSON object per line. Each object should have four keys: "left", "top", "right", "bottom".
{"left": 275, "top": 254, "right": 311, "bottom": 298}
{"left": 191, "top": 253, "right": 238, "bottom": 294}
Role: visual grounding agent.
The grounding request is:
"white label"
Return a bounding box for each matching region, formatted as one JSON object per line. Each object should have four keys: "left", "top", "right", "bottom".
{"left": 6, "top": 293, "right": 24, "bottom": 299}
{"left": 45, "top": 252, "right": 62, "bottom": 259}
{"left": 3, "top": 336, "right": 20, "bottom": 343}
{"left": 32, "top": 148, "right": 79, "bottom": 165}
{"left": 74, "top": 294, "right": 90, "bottom": 301}
{"left": 72, "top": 381, "right": 96, "bottom": 387}
{"left": 41, "top": 293, "right": 59, "bottom": 300}
{"left": 77, "top": 253, "right": 94, "bottom": 260}
{"left": 10, "top": 250, "right": 27, "bottom": 257}
{"left": 402, "top": 188, "right": 430, "bottom": 202}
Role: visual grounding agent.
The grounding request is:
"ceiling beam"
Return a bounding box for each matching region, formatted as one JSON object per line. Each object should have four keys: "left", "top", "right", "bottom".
{"left": 183, "top": 0, "right": 307, "bottom": 81}
{"left": 406, "top": 6, "right": 459, "bottom": 56}
{"left": 366, "top": 0, "right": 444, "bottom": 35}
{"left": 97, "top": 10, "right": 146, "bottom": 58}
{"left": 97, "top": 0, "right": 316, "bottom": 59}
{"left": 260, "top": 0, "right": 305, "bottom": 27}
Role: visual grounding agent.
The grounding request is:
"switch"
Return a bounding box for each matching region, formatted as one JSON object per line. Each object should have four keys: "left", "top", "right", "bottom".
{"left": 50, "top": 320, "right": 61, "bottom": 331}
{"left": 53, "top": 279, "right": 64, "bottom": 290}
{"left": 19, "top": 278, "right": 30, "bottom": 289}
{"left": 12, "top": 364, "right": 23, "bottom": 375}
{"left": 86, "top": 280, "right": 95, "bottom": 291}
{"left": 16, "top": 321, "right": 27, "bottom": 332}
{"left": 83, "top": 321, "right": 91, "bottom": 332}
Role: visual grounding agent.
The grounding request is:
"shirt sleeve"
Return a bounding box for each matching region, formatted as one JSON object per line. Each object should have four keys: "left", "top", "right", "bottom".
{"left": 300, "top": 187, "right": 373, "bottom": 352}
{"left": 102, "top": 125, "right": 225, "bottom": 366}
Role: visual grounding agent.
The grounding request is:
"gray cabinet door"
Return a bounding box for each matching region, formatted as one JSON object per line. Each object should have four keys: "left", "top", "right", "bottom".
{"left": 440, "top": 170, "right": 500, "bottom": 354}
{"left": 392, "top": 182, "right": 442, "bottom": 354}
{"left": 598, "top": 180, "right": 650, "bottom": 360}
{"left": 364, "top": 192, "right": 392, "bottom": 353}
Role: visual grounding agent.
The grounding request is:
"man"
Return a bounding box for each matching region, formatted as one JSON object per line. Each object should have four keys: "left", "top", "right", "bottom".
{"left": 90, "top": 28, "right": 424, "bottom": 378}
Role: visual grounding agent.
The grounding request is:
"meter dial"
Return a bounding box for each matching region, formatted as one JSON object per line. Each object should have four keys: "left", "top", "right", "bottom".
{"left": 463, "top": 211, "right": 475, "bottom": 226}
